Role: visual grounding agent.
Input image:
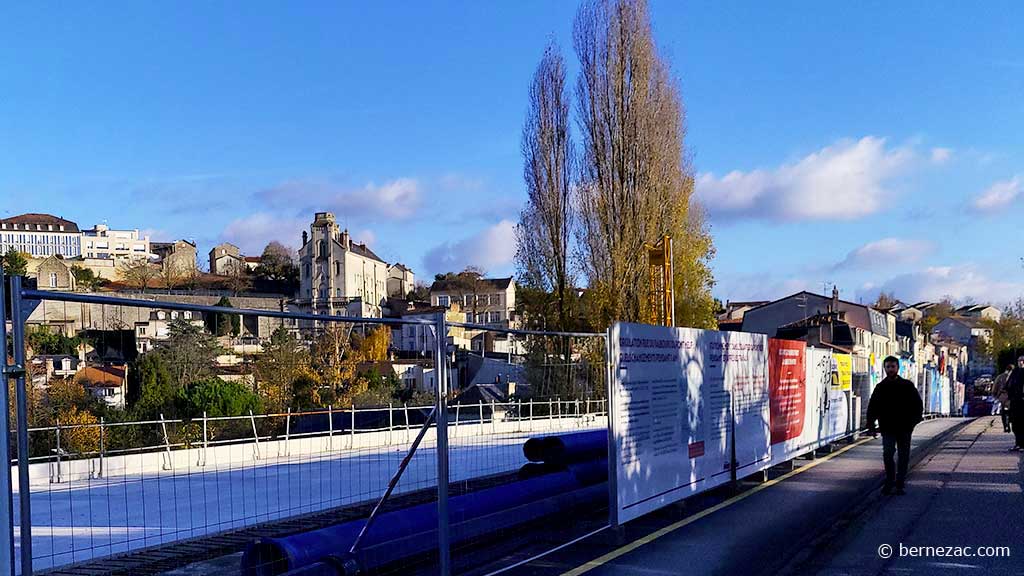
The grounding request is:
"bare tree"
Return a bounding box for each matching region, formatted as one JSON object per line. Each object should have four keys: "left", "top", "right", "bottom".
{"left": 573, "top": 0, "right": 715, "bottom": 328}
{"left": 516, "top": 40, "right": 575, "bottom": 332}
{"left": 118, "top": 259, "right": 159, "bottom": 293}
{"left": 159, "top": 260, "right": 181, "bottom": 290}
{"left": 223, "top": 261, "right": 252, "bottom": 295}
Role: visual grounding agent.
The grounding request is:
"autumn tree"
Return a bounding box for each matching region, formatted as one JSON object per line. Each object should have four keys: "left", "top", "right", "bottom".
{"left": 920, "top": 297, "right": 956, "bottom": 334}
{"left": 118, "top": 259, "right": 159, "bottom": 292}
{"left": 981, "top": 299, "right": 1024, "bottom": 366}
{"left": 573, "top": 0, "right": 715, "bottom": 329}
{"left": 254, "top": 326, "right": 309, "bottom": 412}
{"left": 516, "top": 40, "right": 575, "bottom": 333}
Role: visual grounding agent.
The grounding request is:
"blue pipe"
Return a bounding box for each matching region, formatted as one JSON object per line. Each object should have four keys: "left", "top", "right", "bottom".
{"left": 242, "top": 472, "right": 583, "bottom": 576}
{"left": 277, "top": 482, "right": 608, "bottom": 576}
{"left": 523, "top": 430, "right": 607, "bottom": 465}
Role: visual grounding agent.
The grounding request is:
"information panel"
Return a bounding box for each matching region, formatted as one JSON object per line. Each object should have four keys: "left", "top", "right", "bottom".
{"left": 609, "top": 322, "right": 768, "bottom": 524}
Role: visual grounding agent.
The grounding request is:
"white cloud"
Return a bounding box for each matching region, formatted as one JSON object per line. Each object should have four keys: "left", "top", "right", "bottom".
{"left": 221, "top": 212, "right": 306, "bottom": 256}
{"left": 422, "top": 220, "right": 517, "bottom": 276}
{"left": 353, "top": 228, "right": 377, "bottom": 247}
{"left": 696, "top": 137, "right": 914, "bottom": 221}
{"left": 834, "top": 238, "right": 933, "bottom": 270}
{"left": 257, "top": 177, "right": 422, "bottom": 221}
{"left": 971, "top": 176, "right": 1022, "bottom": 213}
{"left": 930, "top": 147, "right": 952, "bottom": 164}
{"left": 864, "top": 265, "right": 1024, "bottom": 306}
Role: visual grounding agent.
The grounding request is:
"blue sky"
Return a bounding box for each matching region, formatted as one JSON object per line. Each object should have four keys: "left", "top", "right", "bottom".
{"left": 2, "top": 1, "right": 1023, "bottom": 306}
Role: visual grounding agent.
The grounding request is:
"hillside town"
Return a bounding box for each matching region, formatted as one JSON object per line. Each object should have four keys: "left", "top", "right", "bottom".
{"left": 0, "top": 210, "right": 1011, "bottom": 428}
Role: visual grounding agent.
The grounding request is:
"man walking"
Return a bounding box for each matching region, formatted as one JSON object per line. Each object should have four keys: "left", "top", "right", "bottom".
{"left": 1007, "top": 355, "right": 1024, "bottom": 451}
{"left": 992, "top": 363, "right": 1013, "bottom": 433}
{"left": 867, "top": 356, "right": 924, "bottom": 495}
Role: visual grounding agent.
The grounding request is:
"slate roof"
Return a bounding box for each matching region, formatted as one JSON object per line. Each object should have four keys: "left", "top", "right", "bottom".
{"left": 0, "top": 213, "right": 80, "bottom": 233}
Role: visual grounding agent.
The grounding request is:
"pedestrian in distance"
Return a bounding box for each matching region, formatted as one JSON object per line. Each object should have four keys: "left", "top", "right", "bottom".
{"left": 1006, "top": 355, "right": 1024, "bottom": 451}
{"left": 991, "top": 363, "right": 1013, "bottom": 433}
{"left": 866, "top": 356, "right": 924, "bottom": 495}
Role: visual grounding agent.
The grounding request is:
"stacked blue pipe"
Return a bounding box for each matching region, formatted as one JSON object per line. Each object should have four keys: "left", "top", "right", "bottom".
{"left": 242, "top": 430, "right": 609, "bottom": 576}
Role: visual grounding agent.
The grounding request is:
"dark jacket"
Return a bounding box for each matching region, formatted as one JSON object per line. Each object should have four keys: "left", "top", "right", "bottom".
{"left": 866, "top": 376, "right": 924, "bottom": 434}
{"left": 1008, "top": 367, "right": 1024, "bottom": 402}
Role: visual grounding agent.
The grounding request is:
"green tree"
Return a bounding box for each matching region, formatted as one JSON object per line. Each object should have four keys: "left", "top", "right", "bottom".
{"left": 26, "top": 326, "right": 82, "bottom": 355}
{"left": 406, "top": 282, "right": 430, "bottom": 302}
{"left": 70, "top": 265, "right": 105, "bottom": 291}
{"left": 1, "top": 248, "right": 29, "bottom": 276}
{"left": 206, "top": 296, "right": 240, "bottom": 337}
{"left": 157, "top": 319, "right": 222, "bottom": 388}
{"left": 129, "top": 353, "right": 178, "bottom": 420}
{"left": 177, "top": 377, "right": 260, "bottom": 418}
{"left": 253, "top": 241, "right": 299, "bottom": 291}
{"left": 982, "top": 299, "right": 1024, "bottom": 366}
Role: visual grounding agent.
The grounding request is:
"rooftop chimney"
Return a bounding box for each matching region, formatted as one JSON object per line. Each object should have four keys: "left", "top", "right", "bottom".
{"left": 302, "top": 231, "right": 308, "bottom": 246}
{"left": 340, "top": 229, "right": 350, "bottom": 250}
{"left": 832, "top": 286, "right": 839, "bottom": 311}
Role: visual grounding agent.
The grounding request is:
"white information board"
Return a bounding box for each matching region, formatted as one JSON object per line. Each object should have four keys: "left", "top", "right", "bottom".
{"left": 609, "top": 322, "right": 768, "bottom": 524}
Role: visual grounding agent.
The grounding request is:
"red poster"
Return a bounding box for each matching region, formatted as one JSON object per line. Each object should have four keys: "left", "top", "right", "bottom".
{"left": 769, "top": 339, "right": 806, "bottom": 444}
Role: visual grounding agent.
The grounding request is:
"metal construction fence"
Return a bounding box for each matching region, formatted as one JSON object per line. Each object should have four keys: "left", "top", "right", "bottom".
{"left": 1, "top": 271, "right": 611, "bottom": 576}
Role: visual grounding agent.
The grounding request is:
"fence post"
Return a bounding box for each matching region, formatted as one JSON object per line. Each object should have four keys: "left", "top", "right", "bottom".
{"left": 491, "top": 400, "right": 497, "bottom": 433}
{"left": 11, "top": 274, "right": 34, "bottom": 576}
{"left": 202, "top": 411, "right": 209, "bottom": 466}
{"left": 55, "top": 420, "right": 63, "bottom": 484}
{"left": 529, "top": 398, "right": 533, "bottom": 424}
{"left": 548, "top": 399, "right": 554, "bottom": 428}
{"left": 249, "top": 409, "right": 261, "bottom": 460}
{"left": 98, "top": 416, "right": 105, "bottom": 478}
{"left": 159, "top": 413, "right": 172, "bottom": 471}
{"left": 576, "top": 399, "right": 580, "bottom": 422}
{"left": 517, "top": 399, "right": 522, "bottom": 433}
{"left": 350, "top": 404, "right": 356, "bottom": 449}
{"left": 388, "top": 403, "right": 394, "bottom": 446}
{"left": 434, "top": 312, "right": 451, "bottom": 576}
{"left": 454, "top": 403, "right": 460, "bottom": 438}
{"left": 0, "top": 266, "right": 17, "bottom": 574}
{"left": 479, "top": 402, "right": 484, "bottom": 427}
{"left": 285, "top": 408, "right": 291, "bottom": 456}
{"left": 404, "top": 403, "right": 410, "bottom": 443}
{"left": 328, "top": 405, "right": 334, "bottom": 451}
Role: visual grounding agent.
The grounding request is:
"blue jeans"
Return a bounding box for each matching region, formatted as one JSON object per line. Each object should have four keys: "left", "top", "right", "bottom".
{"left": 882, "top": 432, "right": 912, "bottom": 489}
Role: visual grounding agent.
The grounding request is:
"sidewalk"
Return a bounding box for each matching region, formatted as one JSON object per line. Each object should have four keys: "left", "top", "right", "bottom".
{"left": 803, "top": 416, "right": 1023, "bottom": 576}
{"left": 512, "top": 418, "right": 968, "bottom": 576}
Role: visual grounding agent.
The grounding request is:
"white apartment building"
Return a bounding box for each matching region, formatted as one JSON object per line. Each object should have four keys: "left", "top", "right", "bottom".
{"left": 0, "top": 213, "right": 81, "bottom": 258}
{"left": 296, "top": 212, "right": 389, "bottom": 317}
{"left": 81, "top": 224, "right": 153, "bottom": 261}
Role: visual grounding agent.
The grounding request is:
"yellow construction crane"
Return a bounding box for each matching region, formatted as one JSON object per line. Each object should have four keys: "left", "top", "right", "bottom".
{"left": 644, "top": 235, "right": 674, "bottom": 327}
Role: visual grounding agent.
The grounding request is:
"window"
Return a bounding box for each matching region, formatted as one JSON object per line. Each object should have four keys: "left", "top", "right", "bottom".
{"left": 335, "top": 261, "right": 340, "bottom": 276}
{"left": 478, "top": 294, "right": 490, "bottom": 306}
{"left": 49, "top": 272, "right": 57, "bottom": 287}
{"left": 489, "top": 311, "right": 501, "bottom": 323}
{"left": 183, "top": 311, "right": 192, "bottom": 320}
{"left": 438, "top": 295, "right": 450, "bottom": 307}
{"left": 171, "top": 311, "right": 178, "bottom": 320}
{"left": 138, "top": 326, "right": 147, "bottom": 336}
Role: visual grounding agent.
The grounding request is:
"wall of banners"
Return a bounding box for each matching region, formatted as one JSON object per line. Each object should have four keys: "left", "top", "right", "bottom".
{"left": 611, "top": 323, "right": 854, "bottom": 525}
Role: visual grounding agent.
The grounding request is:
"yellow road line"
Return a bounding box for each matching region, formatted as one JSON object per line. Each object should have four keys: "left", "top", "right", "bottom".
{"left": 562, "top": 437, "right": 874, "bottom": 576}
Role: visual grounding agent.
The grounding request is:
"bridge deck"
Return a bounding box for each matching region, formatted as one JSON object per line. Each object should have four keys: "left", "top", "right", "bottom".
{"left": 512, "top": 417, "right": 1003, "bottom": 576}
